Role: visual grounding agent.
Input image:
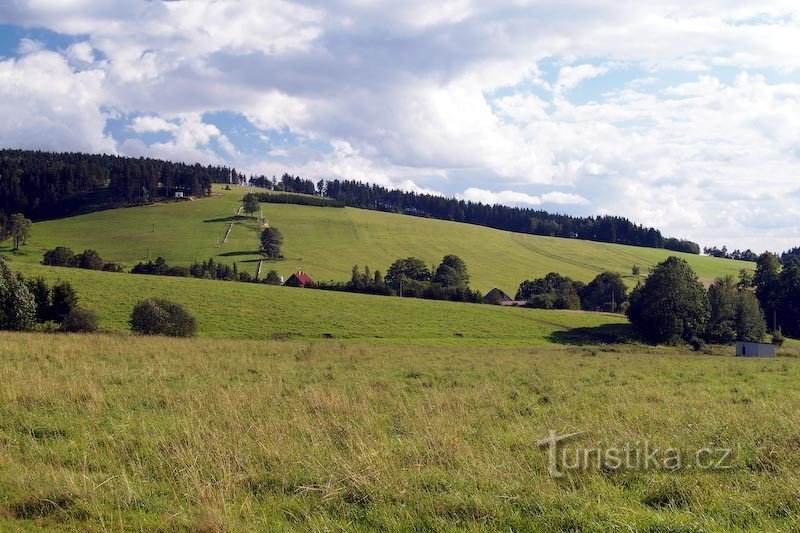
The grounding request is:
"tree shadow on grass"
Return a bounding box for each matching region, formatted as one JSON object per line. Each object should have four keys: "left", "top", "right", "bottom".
{"left": 549, "top": 323, "right": 639, "bottom": 345}
{"left": 203, "top": 215, "right": 253, "bottom": 223}
{"left": 217, "top": 250, "right": 262, "bottom": 257}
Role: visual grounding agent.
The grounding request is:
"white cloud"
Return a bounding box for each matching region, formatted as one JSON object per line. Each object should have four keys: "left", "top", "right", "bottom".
{"left": 17, "top": 38, "right": 45, "bottom": 55}
{"left": 130, "top": 115, "right": 177, "bottom": 133}
{"left": 0, "top": 50, "right": 113, "bottom": 153}
{"left": 555, "top": 64, "right": 610, "bottom": 94}
{"left": 459, "top": 188, "right": 588, "bottom": 206}
{"left": 122, "top": 114, "right": 236, "bottom": 162}
{"left": 2, "top": 1, "right": 800, "bottom": 249}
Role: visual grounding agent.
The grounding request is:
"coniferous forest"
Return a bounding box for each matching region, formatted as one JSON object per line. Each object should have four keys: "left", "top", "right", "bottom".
{"left": 0, "top": 149, "right": 702, "bottom": 253}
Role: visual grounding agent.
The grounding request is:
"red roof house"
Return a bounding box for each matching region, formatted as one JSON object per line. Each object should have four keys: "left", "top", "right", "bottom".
{"left": 284, "top": 270, "right": 314, "bottom": 288}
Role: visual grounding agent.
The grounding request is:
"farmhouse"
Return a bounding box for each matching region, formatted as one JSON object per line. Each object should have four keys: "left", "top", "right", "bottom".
{"left": 736, "top": 341, "right": 776, "bottom": 358}
{"left": 284, "top": 270, "right": 314, "bottom": 288}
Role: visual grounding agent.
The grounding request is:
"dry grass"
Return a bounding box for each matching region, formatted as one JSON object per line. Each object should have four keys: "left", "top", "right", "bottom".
{"left": 1, "top": 332, "right": 799, "bottom": 530}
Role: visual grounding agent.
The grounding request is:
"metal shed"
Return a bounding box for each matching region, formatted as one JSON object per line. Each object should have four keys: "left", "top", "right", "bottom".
{"left": 735, "top": 341, "right": 776, "bottom": 358}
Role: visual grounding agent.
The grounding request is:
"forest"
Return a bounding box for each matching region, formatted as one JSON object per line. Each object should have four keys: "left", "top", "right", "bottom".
{"left": 2, "top": 150, "right": 699, "bottom": 253}
{"left": 0, "top": 149, "right": 228, "bottom": 226}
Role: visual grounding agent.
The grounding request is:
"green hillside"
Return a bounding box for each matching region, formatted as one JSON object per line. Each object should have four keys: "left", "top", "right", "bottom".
{"left": 3, "top": 185, "right": 751, "bottom": 293}
{"left": 6, "top": 262, "right": 627, "bottom": 346}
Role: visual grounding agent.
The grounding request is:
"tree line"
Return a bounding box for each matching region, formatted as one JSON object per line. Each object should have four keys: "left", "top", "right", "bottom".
{"left": 702, "top": 246, "right": 759, "bottom": 262}
{"left": 248, "top": 174, "right": 700, "bottom": 253}
{"left": 1, "top": 150, "right": 702, "bottom": 253}
{"left": 316, "top": 255, "right": 481, "bottom": 302}
{"left": 0, "top": 149, "right": 231, "bottom": 222}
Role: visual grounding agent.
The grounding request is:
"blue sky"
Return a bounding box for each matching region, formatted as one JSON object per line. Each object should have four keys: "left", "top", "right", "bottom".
{"left": 1, "top": 1, "right": 800, "bottom": 251}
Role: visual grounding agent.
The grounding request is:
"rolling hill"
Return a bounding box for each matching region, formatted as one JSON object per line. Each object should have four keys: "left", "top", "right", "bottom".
{"left": 3, "top": 185, "right": 752, "bottom": 293}
{"left": 6, "top": 262, "right": 628, "bottom": 346}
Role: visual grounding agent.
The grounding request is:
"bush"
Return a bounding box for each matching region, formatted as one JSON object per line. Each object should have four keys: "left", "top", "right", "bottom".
{"left": 263, "top": 270, "right": 281, "bottom": 285}
{"left": 76, "top": 249, "right": 105, "bottom": 270}
{"left": 42, "top": 246, "right": 76, "bottom": 267}
{"left": 772, "top": 328, "right": 785, "bottom": 347}
{"left": 130, "top": 299, "right": 196, "bottom": 337}
{"left": 61, "top": 307, "right": 99, "bottom": 333}
{"left": 50, "top": 281, "right": 79, "bottom": 323}
{"left": 0, "top": 260, "right": 36, "bottom": 331}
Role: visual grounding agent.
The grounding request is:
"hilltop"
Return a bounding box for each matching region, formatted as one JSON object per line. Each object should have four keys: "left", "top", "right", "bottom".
{"left": 3, "top": 186, "right": 751, "bottom": 294}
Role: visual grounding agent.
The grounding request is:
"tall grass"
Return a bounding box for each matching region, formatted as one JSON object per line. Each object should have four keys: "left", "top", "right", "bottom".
{"left": 1, "top": 332, "right": 799, "bottom": 530}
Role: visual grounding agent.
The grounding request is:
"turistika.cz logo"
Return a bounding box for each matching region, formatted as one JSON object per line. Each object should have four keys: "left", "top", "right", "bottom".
{"left": 536, "top": 430, "right": 735, "bottom": 478}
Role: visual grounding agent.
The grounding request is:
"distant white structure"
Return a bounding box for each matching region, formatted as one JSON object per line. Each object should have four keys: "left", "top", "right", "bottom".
{"left": 736, "top": 341, "right": 776, "bottom": 358}
{"left": 174, "top": 191, "right": 184, "bottom": 198}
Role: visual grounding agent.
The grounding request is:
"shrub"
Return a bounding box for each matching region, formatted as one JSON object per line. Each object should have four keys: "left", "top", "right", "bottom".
{"left": 42, "top": 246, "right": 76, "bottom": 267}
{"left": 263, "top": 270, "right": 281, "bottom": 285}
{"left": 50, "top": 281, "right": 79, "bottom": 323}
{"left": 76, "top": 249, "right": 105, "bottom": 270}
{"left": 61, "top": 307, "right": 99, "bottom": 333}
{"left": 0, "top": 260, "right": 36, "bottom": 331}
{"left": 130, "top": 299, "right": 196, "bottom": 337}
{"left": 772, "top": 328, "right": 785, "bottom": 347}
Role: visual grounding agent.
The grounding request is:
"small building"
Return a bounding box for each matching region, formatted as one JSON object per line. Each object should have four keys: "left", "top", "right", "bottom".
{"left": 736, "top": 341, "right": 776, "bottom": 358}
{"left": 482, "top": 288, "right": 527, "bottom": 306}
{"left": 174, "top": 191, "right": 185, "bottom": 198}
{"left": 483, "top": 288, "right": 513, "bottom": 305}
{"left": 284, "top": 270, "right": 314, "bottom": 288}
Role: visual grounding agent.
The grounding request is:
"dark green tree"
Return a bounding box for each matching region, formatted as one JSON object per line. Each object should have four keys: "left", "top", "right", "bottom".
{"left": 433, "top": 255, "right": 470, "bottom": 288}
{"left": 516, "top": 273, "right": 582, "bottom": 310}
{"left": 242, "top": 194, "right": 260, "bottom": 215}
{"left": 0, "top": 260, "right": 36, "bottom": 331}
{"left": 263, "top": 270, "right": 281, "bottom": 285}
{"left": 626, "top": 257, "right": 710, "bottom": 344}
{"left": 385, "top": 257, "right": 431, "bottom": 287}
{"left": 260, "top": 227, "right": 284, "bottom": 259}
{"left": 42, "top": 246, "right": 77, "bottom": 267}
{"left": 754, "top": 252, "right": 782, "bottom": 330}
{"left": 705, "top": 276, "right": 738, "bottom": 344}
{"left": 26, "top": 276, "right": 51, "bottom": 322}
{"left": 735, "top": 290, "right": 767, "bottom": 342}
{"left": 50, "top": 281, "right": 79, "bottom": 323}
{"left": 581, "top": 272, "right": 627, "bottom": 312}
{"left": 776, "top": 264, "right": 800, "bottom": 337}
{"left": 76, "top": 249, "right": 105, "bottom": 270}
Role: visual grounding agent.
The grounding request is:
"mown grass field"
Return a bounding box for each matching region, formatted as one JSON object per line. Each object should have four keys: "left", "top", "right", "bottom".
{"left": 5, "top": 262, "right": 628, "bottom": 346}
{"left": 1, "top": 332, "right": 799, "bottom": 531}
{"left": 2, "top": 186, "right": 751, "bottom": 293}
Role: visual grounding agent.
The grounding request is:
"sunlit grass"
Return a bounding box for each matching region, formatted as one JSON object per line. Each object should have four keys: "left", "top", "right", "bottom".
{"left": 1, "top": 185, "right": 751, "bottom": 293}
{"left": 0, "top": 332, "right": 798, "bottom": 530}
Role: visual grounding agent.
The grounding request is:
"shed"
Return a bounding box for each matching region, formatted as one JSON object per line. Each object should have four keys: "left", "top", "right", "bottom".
{"left": 174, "top": 191, "right": 185, "bottom": 198}
{"left": 284, "top": 270, "right": 314, "bottom": 288}
{"left": 736, "top": 341, "right": 776, "bottom": 358}
{"left": 483, "top": 288, "right": 512, "bottom": 305}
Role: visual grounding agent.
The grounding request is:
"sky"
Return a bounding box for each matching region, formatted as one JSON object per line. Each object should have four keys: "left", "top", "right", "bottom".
{"left": 1, "top": 1, "right": 799, "bottom": 252}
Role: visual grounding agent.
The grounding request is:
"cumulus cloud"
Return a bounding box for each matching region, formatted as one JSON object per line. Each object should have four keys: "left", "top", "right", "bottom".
{"left": 459, "top": 188, "right": 589, "bottom": 206}
{"left": 0, "top": 50, "right": 113, "bottom": 153}
{"left": 122, "top": 114, "right": 236, "bottom": 163}
{"left": 555, "top": 64, "right": 610, "bottom": 94}
{"left": 1, "top": 0, "right": 800, "bottom": 249}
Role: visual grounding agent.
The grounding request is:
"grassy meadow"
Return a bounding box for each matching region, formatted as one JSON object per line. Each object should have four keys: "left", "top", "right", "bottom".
{"left": 2, "top": 185, "right": 751, "bottom": 293}
{"left": 1, "top": 332, "right": 799, "bottom": 531}
{"left": 4, "top": 262, "right": 628, "bottom": 346}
